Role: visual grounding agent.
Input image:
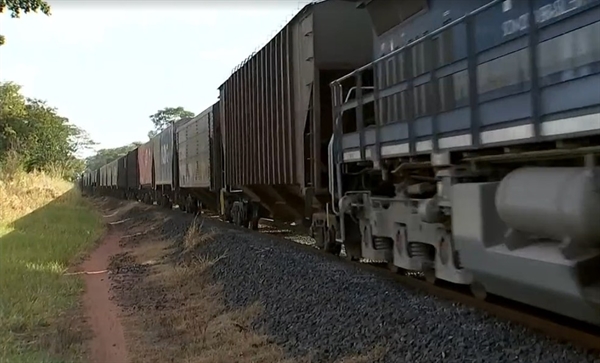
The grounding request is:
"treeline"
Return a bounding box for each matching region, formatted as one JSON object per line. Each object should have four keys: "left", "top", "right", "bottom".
{"left": 85, "top": 143, "right": 141, "bottom": 171}
{"left": 1, "top": 0, "right": 196, "bottom": 177}
{"left": 0, "top": 79, "right": 197, "bottom": 179}
{"left": 83, "top": 107, "right": 194, "bottom": 172}
{"left": 0, "top": 82, "right": 94, "bottom": 180}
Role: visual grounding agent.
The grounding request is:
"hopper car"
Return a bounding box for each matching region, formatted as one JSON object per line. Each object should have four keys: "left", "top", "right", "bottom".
{"left": 80, "top": 0, "right": 600, "bottom": 326}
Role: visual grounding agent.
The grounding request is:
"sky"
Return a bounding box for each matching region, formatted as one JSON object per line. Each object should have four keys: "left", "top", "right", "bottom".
{"left": 0, "top": 0, "right": 312, "bottom": 157}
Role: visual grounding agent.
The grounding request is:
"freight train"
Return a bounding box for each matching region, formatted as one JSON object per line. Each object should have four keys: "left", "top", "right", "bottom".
{"left": 81, "top": 0, "right": 600, "bottom": 326}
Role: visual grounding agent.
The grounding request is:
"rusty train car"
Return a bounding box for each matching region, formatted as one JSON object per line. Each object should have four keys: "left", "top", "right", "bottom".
{"left": 218, "top": 0, "right": 373, "bottom": 227}
{"left": 81, "top": 0, "right": 600, "bottom": 326}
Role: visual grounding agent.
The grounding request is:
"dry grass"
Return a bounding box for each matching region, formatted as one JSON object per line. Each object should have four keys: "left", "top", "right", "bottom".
{"left": 120, "top": 219, "right": 387, "bottom": 363}
{"left": 183, "top": 216, "right": 216, "bottom": 252}
{"left": 0, "top": 169, "right": 74, "bottom": 224}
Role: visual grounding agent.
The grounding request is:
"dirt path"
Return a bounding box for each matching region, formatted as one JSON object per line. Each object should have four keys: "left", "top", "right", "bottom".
{"left": 80, "top": 229, "right": 129, "bottom": 363}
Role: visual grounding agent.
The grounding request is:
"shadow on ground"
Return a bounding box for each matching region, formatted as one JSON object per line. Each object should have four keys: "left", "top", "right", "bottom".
{"left": 0, "top": 190, "right": 102, "bottom": 363}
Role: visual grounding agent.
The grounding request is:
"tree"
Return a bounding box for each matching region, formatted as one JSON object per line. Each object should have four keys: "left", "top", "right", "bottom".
{"left": 0, "top": 0, "right": 52, "bottom": 46}
{"left": 0, "top": 81, "right": 92, "bottom": 179}
{"left": 148, "top": 107, "right": 194, "bottom": 138}
{"left": 84, "top": 142, "right": 142, "bottom": 171}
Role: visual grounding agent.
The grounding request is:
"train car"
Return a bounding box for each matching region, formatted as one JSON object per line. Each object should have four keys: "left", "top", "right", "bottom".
{"left": 152, "top": 124, "right": 180, "bottom": 208}
{"left": 125, "top": 148, "right": 139, "bottom": 200}
{"left": 80, "top": 171, "right": 89, "bottom": 195}
{"left": 106, "top": 158, "right": 119, "bottom": 196}
{"left": 326, "top": 0, "right": 600, "bottom": 325}
{"left": 91, "top": 169, "right": 99, "bottom": 194}
{"left": 117, "top": 155, "right": 128, "bottom": 198}
{"left": 176, "top": 102, "right": 223, "bottom": 214}
{"left": 98, "top": 164, "right": 108, "bottom": 194}
{"left": 218, "top": 0, "right": 374, "bottom": 226}
{"left": 137, "top": 140, "right": 154, "bottom": 204}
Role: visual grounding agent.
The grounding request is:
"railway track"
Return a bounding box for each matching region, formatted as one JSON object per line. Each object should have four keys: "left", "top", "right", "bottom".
{"left": 200, "top": 212, "right": 600, "bottom": 354}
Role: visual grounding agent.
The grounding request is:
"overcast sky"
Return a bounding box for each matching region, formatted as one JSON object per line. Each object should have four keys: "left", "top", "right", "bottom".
{"left": 0, "top": 0, "right": 311, "bottom": 156}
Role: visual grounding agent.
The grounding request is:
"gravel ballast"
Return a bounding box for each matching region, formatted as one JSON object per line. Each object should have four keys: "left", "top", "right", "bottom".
{"left": 154, "top": 209, "right": 598, "bottom": 363}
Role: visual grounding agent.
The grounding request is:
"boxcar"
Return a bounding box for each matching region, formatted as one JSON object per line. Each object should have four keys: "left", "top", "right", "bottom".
{"left": 218, "top": 0, "right": 374, "bottom": 224}
{"left": 117, "top": 155, "right": 128, "bottom": 197}
{"left": 99, "top": 164, "right": 108, "bottom": 190}
{"left": 136, "top": 140, "right": 154, "bottom": 203}
{"left": 125, "top": 148, "right": 139, "bottom": 199}
{"left": 107, "top": 158, "right": 119, "bottom": 190}
{"left": 176, "top": 103, "right": 222, "bottom": 213}
{"left": 152, "top": 124, "right": 181, "bottom": 207}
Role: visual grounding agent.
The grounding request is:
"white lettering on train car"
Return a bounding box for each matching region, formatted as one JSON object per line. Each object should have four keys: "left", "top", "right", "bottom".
{"left": 502, "top": 0, "right": 587, "bottom": 37}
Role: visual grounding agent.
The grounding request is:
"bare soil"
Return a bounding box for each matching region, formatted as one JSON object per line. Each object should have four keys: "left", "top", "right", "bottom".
{"left": 80, "top": 225, "right": 129, "bottom": 363}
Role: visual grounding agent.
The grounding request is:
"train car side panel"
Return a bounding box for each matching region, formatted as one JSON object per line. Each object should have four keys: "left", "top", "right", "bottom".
{"left": 138, "top": 141, "right": 153, "bottom": 187}
{"left": 126, "top": 149, "right": 139, "bottom": 189}
{"left": 219, "top": 0, "right": 373, "bottom": 188}
{"left": 209, "top": 102, "right": 223, "bottom": 192}
{"left": 153, "top": 126, "right": 174, "bottom": 186}
{"left": 109, "top": 159, "right": 118, "bottom": 187}
{"left": 177, "top": 108, "right": 212, "bottom": 189}
{"left": 99, "top": 165, "right": 106, "bottom": 187}
{"left": 117, "top": 156, "right": 127, "bottom": 189}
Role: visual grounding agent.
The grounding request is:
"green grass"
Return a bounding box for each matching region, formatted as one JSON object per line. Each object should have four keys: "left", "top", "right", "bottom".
{"left": 0, "top": 173, "right": 103, "bottom": 363}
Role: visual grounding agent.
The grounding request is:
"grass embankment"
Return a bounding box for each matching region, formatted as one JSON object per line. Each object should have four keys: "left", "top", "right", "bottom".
{"left": 0, "top": 170, "right": 103, "bottom": 363}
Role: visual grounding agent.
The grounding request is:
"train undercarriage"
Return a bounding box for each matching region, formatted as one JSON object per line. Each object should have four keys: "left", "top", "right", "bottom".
{"left": 311, "top": 136, "right": 600, "bottom": 325}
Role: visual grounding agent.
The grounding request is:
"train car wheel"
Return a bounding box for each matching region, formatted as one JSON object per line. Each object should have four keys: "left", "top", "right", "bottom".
{"left": 470, "top": 282, "right": 488, "bottom": 300}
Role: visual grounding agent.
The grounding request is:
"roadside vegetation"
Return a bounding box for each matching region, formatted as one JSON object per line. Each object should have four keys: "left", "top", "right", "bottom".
{"left": 0, "top": 161, "right": 103, "bottom": 363}
{"left": 1, "top": 2, "right": 105, "bottom": 357}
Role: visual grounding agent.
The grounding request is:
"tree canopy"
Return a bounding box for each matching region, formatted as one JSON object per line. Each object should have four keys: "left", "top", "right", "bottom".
{"left": 85, "top": 105, "right": 195, "bottom": 172}
{"left": 148, "top": 107, "right": 194, "bottom": 138}
{"left": 0, "top": 82, "right": 93, "bottom": 179}
{"left": 84, "top": 142, "right": 142, "bottom": 171}
{"left": 0, "top": 0, "right": 51, "bottom": 46}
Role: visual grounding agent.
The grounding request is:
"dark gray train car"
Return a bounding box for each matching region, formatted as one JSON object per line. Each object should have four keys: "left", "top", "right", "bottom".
{"left": 125, "top": 148, "right": 139, "bottom": 199}
{"left": 218, "top": 0, "right": 374, "bottom": 224}
{"left": 327, "top": 0, "right": 600, "bottom": 326}
{"left": 117, "top": 155, "right": 128, "bottom": 196}
{"left": 176, "top": 102, "right": 223, "bottom": 213}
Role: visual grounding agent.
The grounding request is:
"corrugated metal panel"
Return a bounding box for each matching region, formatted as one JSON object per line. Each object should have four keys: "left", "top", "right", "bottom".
{"left": 108, "top": 159, "right": 118, "bottom": 187}
{"left": 292, "top": 11, "right": 315, "bottom": 188}
{"left": 177, "top": 106, "right": 213, "bottom": 189}
{"left": 209, "top": 103, "right": 223, "bottom": 192}
{"left": 102, "top": 164, "right": 110, "bottom": 187}
{"left": 99, "top": 166, "right": 106, "bottom": 186}
{"left": 220, "top": 13, "right": 296, "bottom": 187}
{"left": 218, "top": 0, "right": 373, "bottom": 189}
{"left": 138, "top": 141, "right": 153, "bottom": 187}
{"left": 117, "top": 156, "right": 127, "bottom": 189}
{"left": 153, "top": 126, "right": 174, "bottom": 186}
{"left": 126, "top": 149, "right": 139, "bottom": 189}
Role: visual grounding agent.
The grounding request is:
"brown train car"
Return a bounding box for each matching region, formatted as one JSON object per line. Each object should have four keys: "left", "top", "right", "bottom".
{"left": 218, "top": 0, "right": 373, "bottom": 223}
{"left": 137, "top": 140, "right": 154, "bottom": 203}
